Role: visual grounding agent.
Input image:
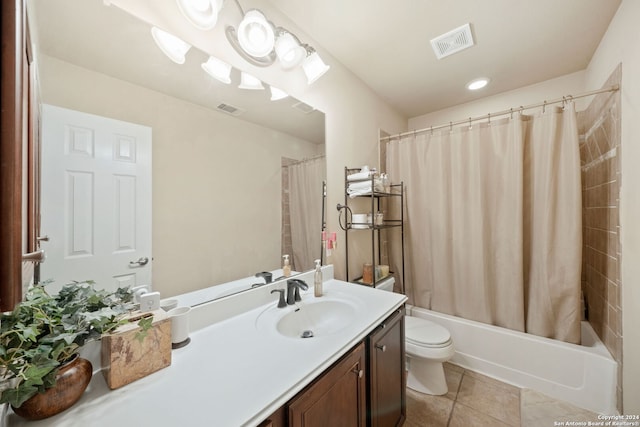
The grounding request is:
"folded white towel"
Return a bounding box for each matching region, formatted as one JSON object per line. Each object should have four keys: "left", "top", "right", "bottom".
{"left": 347, "top": 180, "right": 373, "bottom": 191}
{"left": 347, "top": 171, "right": 371, "bottom": 181}
{"left": 347, "top": 179, "right": 384, "bottom": 197}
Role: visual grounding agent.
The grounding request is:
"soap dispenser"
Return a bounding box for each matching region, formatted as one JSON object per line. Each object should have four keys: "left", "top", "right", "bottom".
{"left": 314, "top": 259, "right": 323, "bottom": 297}
{"left": 283, "top": 254, "right": 291, "bottom": 277}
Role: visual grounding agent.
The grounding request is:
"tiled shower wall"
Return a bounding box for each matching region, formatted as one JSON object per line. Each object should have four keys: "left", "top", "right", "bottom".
{"left": 281, "top": 158, "right": 295, "bottom": 270}
{"left": 577, "top": 64, "right": 622, "bottom": 413}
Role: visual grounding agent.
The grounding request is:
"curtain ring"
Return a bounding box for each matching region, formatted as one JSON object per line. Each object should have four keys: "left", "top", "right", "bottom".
{"left": 468, "top": 117, "right": 472, "bottom": 129}
{"left": 510, "top": 108, "right": 513, "bottom": 119}
{"left": 519, "top": 106, "right": 524, "bottom": 115}
{"left": 487, "top": 112, "right": 491, "bottom": 125}
{"left": 543, "top": 101, "right": 547, "bottom": 113}
{"left": 449, "top": 122, "right": 453, "bottom": 132}
{"left": 430, "top": 126, "right": 433, "bottom": 135}
{"left": 562, "top": 96, "right": 566, "bottom": 109}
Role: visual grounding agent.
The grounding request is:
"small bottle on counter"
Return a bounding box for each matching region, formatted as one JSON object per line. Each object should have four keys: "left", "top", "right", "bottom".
{"left": 283, "top": 254, "right": 291, "bottom": 277}
{"left": 314, "top": 259, "right": 323, "bottom": 297}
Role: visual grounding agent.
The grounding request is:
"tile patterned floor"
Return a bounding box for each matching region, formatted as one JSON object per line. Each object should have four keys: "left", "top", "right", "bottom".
{"left": 404, "top": 363, "right": 601, "bottom": 427}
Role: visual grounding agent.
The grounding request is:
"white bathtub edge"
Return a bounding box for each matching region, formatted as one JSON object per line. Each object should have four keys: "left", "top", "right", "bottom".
{"left": 407, "top": 305, "right": 618, "bottom": 415}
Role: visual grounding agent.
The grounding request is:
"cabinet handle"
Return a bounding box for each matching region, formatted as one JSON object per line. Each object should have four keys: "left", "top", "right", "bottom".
{"left": 352, "top": 368, "right": 364, "bottom": 378}
{"left": 376, "top": 344, "right": 387, "bottom": 352}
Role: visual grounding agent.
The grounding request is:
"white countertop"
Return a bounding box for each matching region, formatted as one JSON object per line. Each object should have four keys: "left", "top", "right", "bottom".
{"left": 5, "top": 272, "right": 406, "bottom": 427}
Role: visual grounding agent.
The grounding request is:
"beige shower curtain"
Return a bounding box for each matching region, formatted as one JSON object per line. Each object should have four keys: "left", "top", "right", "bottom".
{"left": 387, "top": 104, "right": 582, "bottom": 343}
{"left": 288, "top": 156, "right": 326, "bottom": 272}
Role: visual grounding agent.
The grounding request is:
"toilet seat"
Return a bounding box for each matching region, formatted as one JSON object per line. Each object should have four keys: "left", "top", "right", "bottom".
{"left": 405, "top": 316, "right": 452, "bottom": 348}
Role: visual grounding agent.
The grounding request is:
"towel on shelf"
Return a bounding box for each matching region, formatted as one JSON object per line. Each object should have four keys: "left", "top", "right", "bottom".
{"left": 347, "top": 178, "right": 383, "bottom": 198}
{"left": 347, "top": 171, "right": 371, "bottom": 181}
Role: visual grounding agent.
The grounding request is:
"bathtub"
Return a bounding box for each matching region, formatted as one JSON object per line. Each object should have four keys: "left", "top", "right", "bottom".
{"left": 408, "top": 306, "right": 617, "bottom": 415}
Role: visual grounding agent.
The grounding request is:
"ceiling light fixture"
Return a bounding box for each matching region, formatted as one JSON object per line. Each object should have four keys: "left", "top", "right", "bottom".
{"left": 236, "top": 9, "right": 275, "bottom": 58}
{"left": 238, "top": 71, "right": 264, "bottom": 90}
{"left": 201, "top": 56, "right": 232, "bottom": 84}
{"left": 150, "top": 26, "right": 192, "bottom": 64}
{"left": 466, "top": 77, "right": 490, "bottom": 91}
{"left": 302, "top": 48, "right": 331, "bottom": 85}
{"left": 269, "top": 86, "right": 289, "bottom": 101}
{"left": 274, "top": 29, "right": 306, "bottom": 70}
{"left": 176, "top": 0, "right": 224, "bottom": 30}
{"left": 223, "top": 0, "right": 330, "bottom": 84}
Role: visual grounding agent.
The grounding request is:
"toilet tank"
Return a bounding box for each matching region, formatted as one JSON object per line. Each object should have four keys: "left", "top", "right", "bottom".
{"left": 374, "top": 276, "right": 395, "bottom": 292}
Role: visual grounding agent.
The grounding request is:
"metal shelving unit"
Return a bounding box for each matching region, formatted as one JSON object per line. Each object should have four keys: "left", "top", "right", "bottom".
{"left": 338, "top": 167, "right": 405, "bottom": 292}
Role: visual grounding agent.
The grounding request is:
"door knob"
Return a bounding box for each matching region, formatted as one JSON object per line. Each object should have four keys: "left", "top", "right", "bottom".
{"left": 129, "top": 257, "right": 149, "bottom": 267}
{"left": 23, "top": 249, "right": 45, "bottom": 263}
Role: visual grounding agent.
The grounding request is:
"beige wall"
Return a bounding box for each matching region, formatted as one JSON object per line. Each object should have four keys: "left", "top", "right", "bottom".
{"left": 584, "top": 0, "right": 640, "bottom": 414}
{"left": 38, "top": 55, "right": 321, "bottom": 297}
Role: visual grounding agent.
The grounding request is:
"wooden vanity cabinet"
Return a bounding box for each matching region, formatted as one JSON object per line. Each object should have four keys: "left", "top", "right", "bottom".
{"left": 260, "top": 308, "right": 405, "bottom": 427}
{"left": 288, "top": 342, "right": 367, "bottom": 427}
{"left": 366, "top": 308, "right": 406, "bottom": 427}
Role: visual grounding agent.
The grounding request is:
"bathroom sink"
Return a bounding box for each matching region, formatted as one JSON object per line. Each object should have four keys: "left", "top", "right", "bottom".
{"left": 277, "top": 300, "right": 356, "bottom": 338}
{"left": 256, "top": 296, "right": 361, "bottom": 339}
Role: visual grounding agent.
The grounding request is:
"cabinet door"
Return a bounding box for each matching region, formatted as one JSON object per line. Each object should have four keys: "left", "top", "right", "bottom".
{"left": 368, "top": 308, "right": 406, "bottom": 427}
{"left": 289, "top": 343, "right": 366, "bottom": 427}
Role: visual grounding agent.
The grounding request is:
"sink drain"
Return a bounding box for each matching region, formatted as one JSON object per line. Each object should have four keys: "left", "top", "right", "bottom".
{"left": 301, "top": 330, "right": 314, "bottom": 338}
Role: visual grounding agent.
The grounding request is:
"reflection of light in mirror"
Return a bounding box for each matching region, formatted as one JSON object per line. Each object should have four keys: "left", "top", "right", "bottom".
{"left": 269, "top": 86, "right": 288, "bottom": 101}
{"left": 238, "top": 71, "right": 265, "bottom": 90}
{"left": 150, "top": 27, "right": 191, "bottom": 64}
{"left": 237, "top": 10, "right": 275, "bottom": 57}
{"left": 201, "top": 56, "right": 232, "bottom": 84}
{"left": 176, "top": 0, "right": 224, "bottom": 30}
{"left": 303, "top": 50, "right": 331, "bottom": 85}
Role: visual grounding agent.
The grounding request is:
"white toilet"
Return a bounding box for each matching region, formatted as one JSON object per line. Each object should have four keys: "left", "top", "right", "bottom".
{"left": 375, "top": 277, "right": 455, "bottom": 395}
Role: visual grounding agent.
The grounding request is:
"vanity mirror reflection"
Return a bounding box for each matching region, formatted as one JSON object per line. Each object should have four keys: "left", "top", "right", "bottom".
{"left": 29, "top": 0, "right": 326, "bottom": 302}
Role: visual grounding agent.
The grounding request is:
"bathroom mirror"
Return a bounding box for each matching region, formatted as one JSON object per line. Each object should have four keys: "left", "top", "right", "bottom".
{"left": 30, "top": 0, "right": 326, "bottom": 301}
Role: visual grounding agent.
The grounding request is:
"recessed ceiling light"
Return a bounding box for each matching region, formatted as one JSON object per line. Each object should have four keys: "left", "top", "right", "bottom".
{"left": 466, "top": 78, "right": 490, "bottom": 91}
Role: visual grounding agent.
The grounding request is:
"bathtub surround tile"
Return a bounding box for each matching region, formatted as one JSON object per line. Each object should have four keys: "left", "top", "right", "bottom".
{"left": 578, "top": 64, "right": 622, "bottom": 413}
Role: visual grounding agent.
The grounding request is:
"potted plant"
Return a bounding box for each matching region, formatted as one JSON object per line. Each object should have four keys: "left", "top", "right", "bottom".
{"left": 0, "top": 281, "right": 136, "bottom": 420}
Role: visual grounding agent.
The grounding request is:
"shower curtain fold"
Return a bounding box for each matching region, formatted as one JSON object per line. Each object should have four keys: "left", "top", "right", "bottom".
{"left": 387, "top": 104, "right": 581, "bottom": 344}
{"left": 288, "top": 156, "right": 326, "bottom": 272}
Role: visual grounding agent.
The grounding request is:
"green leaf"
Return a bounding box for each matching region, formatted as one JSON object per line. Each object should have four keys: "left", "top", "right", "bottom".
{"left": 0, "top": 384, "right": 39, "bottom": 408}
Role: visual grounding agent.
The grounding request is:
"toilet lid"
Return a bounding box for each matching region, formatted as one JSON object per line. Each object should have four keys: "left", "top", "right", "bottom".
{"left": 405, "top": 316, "right": 451, "bottom": 347}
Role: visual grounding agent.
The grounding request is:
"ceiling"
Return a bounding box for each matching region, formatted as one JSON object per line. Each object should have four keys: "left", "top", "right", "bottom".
{"left": 31, "top": 0, "right": 622, "bottom": 124}
{"left": 269, "top": 0, "right": 621, "bottom": 118}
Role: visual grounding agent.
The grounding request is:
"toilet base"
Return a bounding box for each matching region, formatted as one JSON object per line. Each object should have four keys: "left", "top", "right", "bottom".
{"left": 406, "top": 355, "right": 448, "bottom": 395}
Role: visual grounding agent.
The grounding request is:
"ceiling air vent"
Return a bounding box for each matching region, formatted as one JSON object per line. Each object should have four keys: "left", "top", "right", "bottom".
{"left": 430, "top": 23, "right": 474, "bottom": 59}
{"left": 216, "top": 103, "right": 244, "bottom": 116}
{"left": 292, "top": 101, "right": 316, "bottom": 114}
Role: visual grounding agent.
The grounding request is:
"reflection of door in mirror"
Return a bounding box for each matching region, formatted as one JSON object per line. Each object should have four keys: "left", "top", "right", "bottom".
{"left": 40, "top": 105, "right": 152, "bottom": 294}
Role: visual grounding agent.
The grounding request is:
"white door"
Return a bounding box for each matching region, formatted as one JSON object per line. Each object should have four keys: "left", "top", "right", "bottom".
{"left": 40, "top": 104, "right": 152, "bottom": 294}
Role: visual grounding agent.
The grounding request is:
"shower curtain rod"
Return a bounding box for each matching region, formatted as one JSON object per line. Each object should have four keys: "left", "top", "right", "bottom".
{"left": 380, "top": 84, "right": 619, "bottom": 142}
{"left": 282, "top": 154, "right": 326, "bottom": 167}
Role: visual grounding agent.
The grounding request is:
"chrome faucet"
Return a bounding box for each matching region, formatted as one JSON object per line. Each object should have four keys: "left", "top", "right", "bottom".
{"left": 286, "top": 279, "right": 309, "bottom": 305}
